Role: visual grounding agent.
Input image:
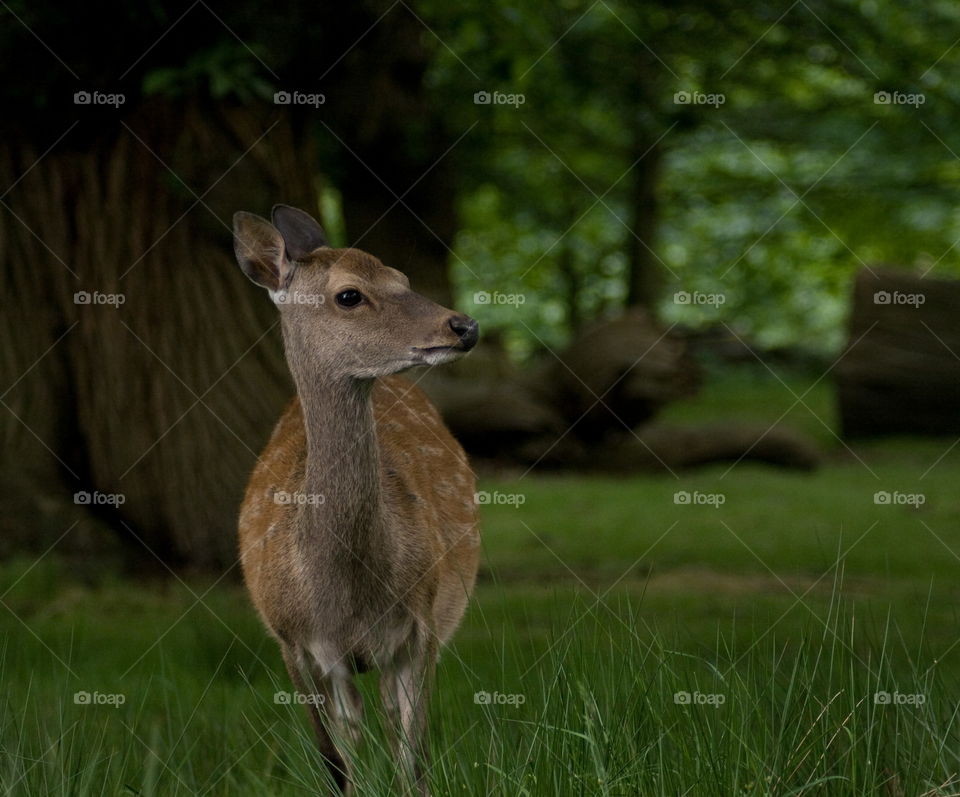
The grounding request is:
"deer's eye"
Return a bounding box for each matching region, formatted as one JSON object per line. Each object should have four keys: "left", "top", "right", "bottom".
{"left": 335, "top": 289, "right": 363, "bottom": 308}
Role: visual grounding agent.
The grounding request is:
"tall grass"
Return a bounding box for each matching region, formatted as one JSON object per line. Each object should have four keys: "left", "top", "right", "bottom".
{"left": 2, "top": 564, "right": 959, "bottom": 796}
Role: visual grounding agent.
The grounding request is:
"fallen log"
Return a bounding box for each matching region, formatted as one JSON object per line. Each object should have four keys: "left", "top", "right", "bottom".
{"left": 538, "top": 307, "right": 700, "bottom": 437}
{"left": 598, "top": 423, "right": 821, "bottom": 472}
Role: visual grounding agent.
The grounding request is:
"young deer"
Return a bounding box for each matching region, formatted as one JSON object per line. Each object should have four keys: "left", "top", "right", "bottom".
{"left": 232, "top": 205, "right": 480, "bottom": 795}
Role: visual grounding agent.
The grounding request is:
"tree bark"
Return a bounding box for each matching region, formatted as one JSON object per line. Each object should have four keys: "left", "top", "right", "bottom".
{"left": 557, "top": 222, "right": 582, "bottom": 332}
{"left": 340, "top": 155, "right": 457, "bottom": 307}
{"left": 0, "top": 102, "right": 315, "bottom": 568}
{"left": 625, "top": 137, "right": 663, "bottom": 308}
{"left": 315, "top": 1, "right": 460, "bottom": 306}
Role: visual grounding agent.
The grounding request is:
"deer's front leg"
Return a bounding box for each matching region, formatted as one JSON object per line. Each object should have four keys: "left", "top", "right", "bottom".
{"left": 380, "top": 633, "right": 437, "bottom": 796}
{"left": 282, "top": 645, "right": 352, "bottom": 794}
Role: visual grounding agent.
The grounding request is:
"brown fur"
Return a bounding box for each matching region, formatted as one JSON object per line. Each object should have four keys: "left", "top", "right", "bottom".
{"left": 239, "top": 378, "right": 479, "bottom": 649}
{"left": 232, "top": 205, "right": 479, "bottom": 796}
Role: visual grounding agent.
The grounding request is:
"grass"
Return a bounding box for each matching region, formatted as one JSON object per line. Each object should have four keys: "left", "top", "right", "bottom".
{"left": 3, "top": 362, "right": 960, "bottom": 795}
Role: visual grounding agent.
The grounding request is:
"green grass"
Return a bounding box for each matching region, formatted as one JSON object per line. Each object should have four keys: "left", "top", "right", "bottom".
{"left": 4, "top": 365, "right": 960, "bottom": 795}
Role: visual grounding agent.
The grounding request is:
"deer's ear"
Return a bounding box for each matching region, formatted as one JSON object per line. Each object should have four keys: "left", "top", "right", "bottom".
{"left": 271, "top": 204, "right": 328, "bottom": 261}
{"left": 233, "top": 211, "right": 296, "bottom": 291}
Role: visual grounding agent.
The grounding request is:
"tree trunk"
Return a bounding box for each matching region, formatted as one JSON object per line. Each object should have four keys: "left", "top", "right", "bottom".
{"left": 0, "top": 102, "right": 315, "bottom": 569}
{"left": 0, "top": 0, "right": 464, "bottom": 570}
{"left": 625, "top": 39, "right": 666, "bottom": 310}
{"left": 315, "top": 2, "right": 460, "bottom": 306}
{"left": 557, "top": 224, "right": 582, "bottom": 332}
{"left": 625, "top": 137, "right": 663, "bottom": 308}
{"left": 340, "top": 154, "right": 456, "bottom": 307}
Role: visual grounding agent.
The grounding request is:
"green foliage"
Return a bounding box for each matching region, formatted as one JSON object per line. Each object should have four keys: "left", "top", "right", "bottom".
{"left": 142, "top": 42, "right": 274, "bottom": 102}
{"left": 415, "top": 0, "right": 960, "bottom": 353}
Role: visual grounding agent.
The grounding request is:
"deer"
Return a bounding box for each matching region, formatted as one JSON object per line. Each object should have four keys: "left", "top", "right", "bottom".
{"left": 232, "top": 205, "right": 481, "bottom": 796}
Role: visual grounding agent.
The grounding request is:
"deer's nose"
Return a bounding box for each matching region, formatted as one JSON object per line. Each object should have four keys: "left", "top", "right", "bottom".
{"left": 448, "top": 315, "right": 479, "bottom": 351}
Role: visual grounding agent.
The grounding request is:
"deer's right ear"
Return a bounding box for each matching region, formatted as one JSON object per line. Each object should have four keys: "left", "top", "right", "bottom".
{"left": 232, "top": 211, "right": 296, "bottom": 292}
{"left": 271, "top": 204, "right": 328, "bottom": 261}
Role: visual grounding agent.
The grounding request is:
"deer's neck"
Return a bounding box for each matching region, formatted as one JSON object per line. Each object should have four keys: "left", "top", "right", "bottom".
{"left": 287, "top": 353, "right": 385, "bottom": 558}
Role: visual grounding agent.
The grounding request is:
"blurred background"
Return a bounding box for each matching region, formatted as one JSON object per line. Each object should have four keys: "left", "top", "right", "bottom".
{"left": 2, "top": 0, "right": 958, "bottom": 570}
{"left": 4, "top": 3, "right": 960, "bottom": 793}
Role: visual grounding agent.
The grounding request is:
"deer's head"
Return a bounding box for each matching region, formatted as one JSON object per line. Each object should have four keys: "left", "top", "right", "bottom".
{"left": 233, "top": 205, "right": 478, "bottom": 379}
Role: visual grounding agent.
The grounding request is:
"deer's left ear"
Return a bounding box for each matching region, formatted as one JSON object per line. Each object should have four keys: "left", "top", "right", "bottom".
{"left": 271, "top": 205, "right": 328, "bottom": 261}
